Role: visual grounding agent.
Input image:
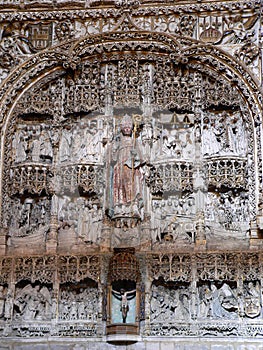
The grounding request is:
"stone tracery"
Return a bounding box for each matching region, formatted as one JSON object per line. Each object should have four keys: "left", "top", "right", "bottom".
{"left": 0, "top": 0, "right": 261, "bottom": 346}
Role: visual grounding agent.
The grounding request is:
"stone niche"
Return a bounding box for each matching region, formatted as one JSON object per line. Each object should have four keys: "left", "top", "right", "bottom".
{"left": 106, "top": 249, "right": 142, "bottom": 342}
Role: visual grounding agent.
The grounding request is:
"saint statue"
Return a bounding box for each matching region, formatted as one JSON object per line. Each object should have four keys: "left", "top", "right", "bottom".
{"left": 108, "top": 114, "right": 144, "bottom": 224}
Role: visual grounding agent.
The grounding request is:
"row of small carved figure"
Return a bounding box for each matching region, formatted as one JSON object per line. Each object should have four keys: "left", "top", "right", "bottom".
{"left": 0, "top": 284, "right": 99, "bottom": 322}
{"left": 0, "top": 281, "right": 261, "bottom": 323}
{"left": 150, "top": 282, "right": 262, "bottom": 321}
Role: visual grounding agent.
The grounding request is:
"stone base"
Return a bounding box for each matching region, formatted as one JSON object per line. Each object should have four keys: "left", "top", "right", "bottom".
{"left": 194, "top": 239, "right": 206, "bottom": 250}
{"left": 1, "top": 337, "right": 263, "bottom": 350}
{"left": 46, "top": 239, "right": 57, "bottom": 254}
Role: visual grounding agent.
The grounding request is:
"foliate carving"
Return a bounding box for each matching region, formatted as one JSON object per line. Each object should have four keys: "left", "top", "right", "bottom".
{"left": 10, "top": 166, "right": 52, "bottom": 196}
{"left": 148, "top": 254, "right": 191, "bottom": 282}
{"left": 178, "top": 15, "right": 196, "bottom": 37}
{"left": 235, "top": 42, "right": 259, "bottom": 65}
{"left": 58, "top": 164, "right": 104, "bottom": 196}
{"left": 58, "top": 255, "right": 100, "bottom": 283}
{"left": 14, "top": 78, "right": 64, "bottom": 119}
{"left": 196, "top": 253, "right": 238, "bottom": 281}
{"left": 14, "top": 325, "right": 51, "bottom": 338}
{"left": 1, "top": 41, "right": 258, "bottom": 245}
{"left": 134, "top": 14, "right": 196, "bottom": 37}
{"left": 205, "top": 159, "right": 247, "bottom": 189}
{"left": 115, "top": 0, "right": 140, "bottom": 9}
{"left": 242, "top": 253, "right": 261, "bottom": 280}
{"left": 0, "top": 1, "right": 261, "bottom": 342}
{"left": 13, "top": 58, "right": 242, "bottom": 118}
{"left": 147, "top": 253, "right": 263, "bottom": 337}
{"left": 0, "top": 252, "right": 261, "bottom": 338}
{"left": 147, "top": 253, "right": 262, "bottom": 284}
{"left": 14, "top": 256, "right": 56, "bottom": 284}
{"left": 55, "top": 21, "right": 75, "bottom": 42}
{"left": 146, "top": 162, "right": 193, "bottom": 195}
{"left": 57, "top": 324, "right": 97, "bottom": 337}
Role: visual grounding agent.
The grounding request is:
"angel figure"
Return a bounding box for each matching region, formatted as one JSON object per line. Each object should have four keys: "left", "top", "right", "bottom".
{"left": 112, "top": 288, "right": 136, "bottom": 323}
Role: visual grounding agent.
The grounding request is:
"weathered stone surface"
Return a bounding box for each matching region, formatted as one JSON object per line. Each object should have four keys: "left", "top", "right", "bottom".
{"left": 0, "top": 0, "right": 261, "bottom": 348}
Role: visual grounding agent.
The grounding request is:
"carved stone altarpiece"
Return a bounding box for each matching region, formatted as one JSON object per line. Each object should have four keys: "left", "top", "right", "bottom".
{"left": 0, "top": 0, "right": 262, "bottom": 346}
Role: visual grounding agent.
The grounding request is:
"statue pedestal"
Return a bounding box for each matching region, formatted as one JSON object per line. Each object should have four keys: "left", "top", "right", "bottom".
{"left": 194, "top": 239, "right": 206, "bottom": 251}
{"left": 106, "top": 323, "right": 140, "bottom": 343}
{"left": 46, "top": 239, "right": 57, "bottom": 254}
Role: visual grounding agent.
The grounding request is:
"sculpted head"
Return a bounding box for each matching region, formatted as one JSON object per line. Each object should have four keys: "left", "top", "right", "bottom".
{"left": 120, "top": 114, "right": 133, "bottom": 136}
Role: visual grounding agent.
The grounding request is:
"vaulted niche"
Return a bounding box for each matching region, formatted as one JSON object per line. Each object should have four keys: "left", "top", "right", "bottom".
{"left": 106, "top": 249, "right": 142, "bottom": 342}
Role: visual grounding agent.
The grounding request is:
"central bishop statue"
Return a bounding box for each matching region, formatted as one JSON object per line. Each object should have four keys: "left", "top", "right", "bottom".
{"left": 107, "top": 114, "right": 144, "bottom": 226}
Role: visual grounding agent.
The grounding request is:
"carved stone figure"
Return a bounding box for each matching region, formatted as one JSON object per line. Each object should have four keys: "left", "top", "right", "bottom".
{"left": 31, "top": 134, "right": 41, "bottom": 162}
{"left": 0, "top": 0, "right": 261, "bottom": 344}
{"left": 59, "top": 125, "right": 72, "bottom": 163}
{"left": 0, "top": 286, "right": 6, "bottom": 318}
{"left": 78, "top": 127, "right": 102, "bottom": 163}
{"left": 199, "top": 285, "right": 213, "bottom": 318}
{"left": 161, "top": 130, "right": 181, "bottom": 158}
{"left": 59, "top": 287, "right": 98, "bottom": 321}
{"left": 201, "top": 117, "right": 220, "bottom": 156}
{"left": 244, "top": 282, "right": 261, "bottom": 318}
{"left": 4, "top": 291, "right": 13, "bottom": 320}
{"left": 78, "top": 202, "right": 102, "bottom": 244}
{"left": 108, "top": 115, "right": 144, "bottom": 222}
{"left": 233, "top": 113, "right": 247, "bottom": 156}
{"left": 39, "top": 130, "right": 53, "bottom": 162}
{"left": 9, "top": 197, "right": 50, "bottom": 238}
{"left": 150, "top": 285, "right": 190, "bottom": 322}
{"left": 14, "top": 130, "right": 27, "bottom": 163}
{"left": 14, "top": 284, "right": 51, "bottom": 321}
{"left": 199, "top": 283, "right": 238, "bottom": 319}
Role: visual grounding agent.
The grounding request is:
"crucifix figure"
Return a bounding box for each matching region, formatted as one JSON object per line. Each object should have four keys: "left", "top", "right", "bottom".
{"left": 112, "top": 288, "right": 136, "bottom": 323}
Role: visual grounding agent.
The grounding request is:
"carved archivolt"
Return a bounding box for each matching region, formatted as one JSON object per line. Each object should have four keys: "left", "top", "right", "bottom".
{"left": 0, "top": 28, "right": 261, "bottom": 250}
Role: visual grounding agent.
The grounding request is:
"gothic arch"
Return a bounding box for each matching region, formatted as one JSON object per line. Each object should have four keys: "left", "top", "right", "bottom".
{"left": 0, "top": 28, "right": 262, "bottom": 232}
